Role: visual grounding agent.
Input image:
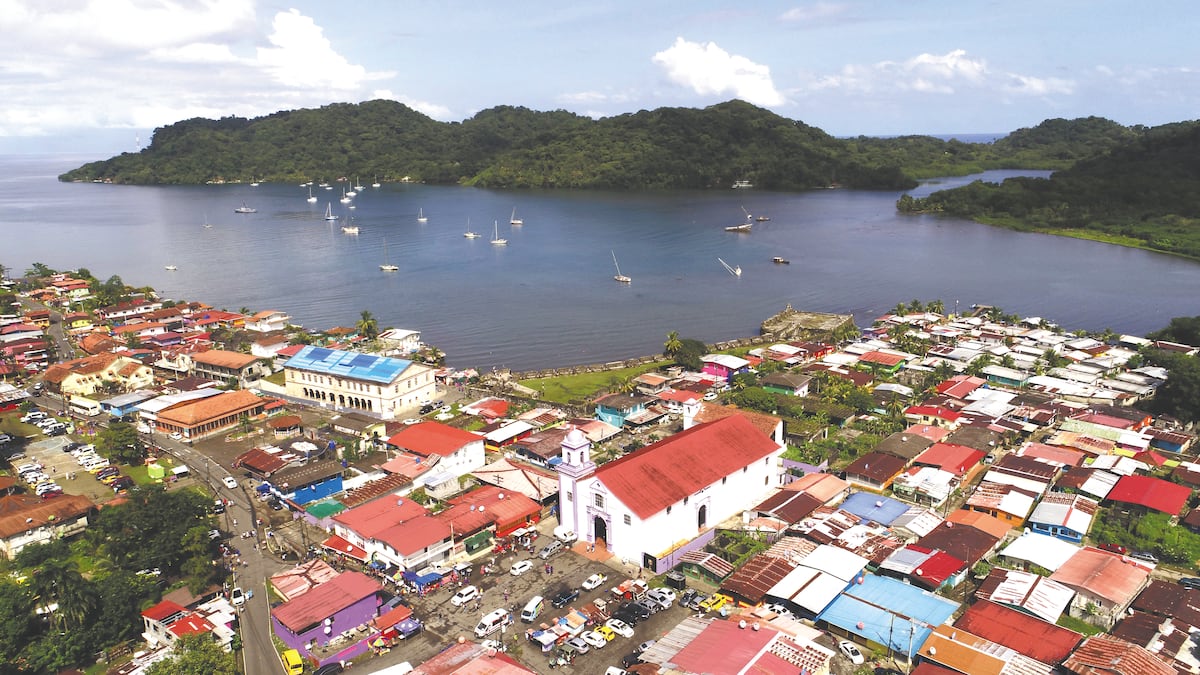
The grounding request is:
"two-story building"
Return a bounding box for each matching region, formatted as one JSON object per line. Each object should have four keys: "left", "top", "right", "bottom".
{"left": 385, "top": 422, "right": 485, "bottom": 478}
{"left": 593, "top": 392, "right": 652, "bottom": 428}
{"left": 284, "top": 346, "right": 436, "bottom": 420}
{"left": 191, "top": 349, "right": 270, "bottom": 388}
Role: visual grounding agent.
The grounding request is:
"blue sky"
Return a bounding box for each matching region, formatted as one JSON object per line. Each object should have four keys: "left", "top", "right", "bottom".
{"left": 1, "top": 0, "right": 1196, "bottom": 154}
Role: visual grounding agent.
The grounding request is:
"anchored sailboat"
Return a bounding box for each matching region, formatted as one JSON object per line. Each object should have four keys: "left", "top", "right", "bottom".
{"left": 510, "top": 207, "right": 523, "bottom": 226}
{"left": 718, "top": 257, "right": 742, "bottom": 277}
{"left": 490, "top": 220, "right": 508, "bottom": 246}
{"left": 417, "top": 208, "right": 428, "bottom": 223}
{"left": 612, "top": 251, "right": 631, "bottom": 283}
{"left": 306, "top": 186, "right": 317, "bottom": 203}
{"left": 463, "top": 217, "right": 480, "bottom": 238}
{"left": 380, "top": 239, "right": 398, "bottom": 271}
{"left": 324, "top": 203, "right": 338, "bottom": 221}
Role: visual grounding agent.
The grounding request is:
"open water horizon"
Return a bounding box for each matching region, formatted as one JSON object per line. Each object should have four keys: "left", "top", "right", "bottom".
{"left": 3, "top": 154, "right": 1199, "bottom": 371}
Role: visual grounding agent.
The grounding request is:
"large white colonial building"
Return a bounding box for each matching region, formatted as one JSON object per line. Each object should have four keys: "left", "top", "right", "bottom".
{"left": 557, "top": 404, "right": 786, "bottom": 569}
{"left": 283, "top": 346, "right": 436, "bottom": 420}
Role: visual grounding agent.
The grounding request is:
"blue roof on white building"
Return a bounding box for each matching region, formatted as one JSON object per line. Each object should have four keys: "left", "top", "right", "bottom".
{"left": 285, "top": 346, "right": 412, "bottom": 385}
{"left": 818, "top": 574, "right": 958, "bottom": 655}
{"left": 840, "top": 492, "right": 910, "bottom": 526}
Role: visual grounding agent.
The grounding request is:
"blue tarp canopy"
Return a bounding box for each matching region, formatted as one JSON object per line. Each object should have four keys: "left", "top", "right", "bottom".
{"left": 401, "top": 569, "right": 443, "bottom": 587}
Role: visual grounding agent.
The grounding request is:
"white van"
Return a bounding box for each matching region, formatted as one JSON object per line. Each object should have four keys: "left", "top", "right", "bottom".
{"left": 520, "top": 596, "right": 545, "bottom": 623}
{"left": 474, "top": 608, "right": 513, "bottom": 638}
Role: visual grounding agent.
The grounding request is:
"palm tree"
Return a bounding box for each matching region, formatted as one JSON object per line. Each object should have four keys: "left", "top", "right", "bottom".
{"left": 617, "top": 377, "right": 637, "bottom": 394}
{"left": 928, "top": 299, "right": 945, "bottom": 315}
{"left": 356, "top": 310, "right": 379, "bottom": 341}
{"left": 663, "top": 331, "right": 683, "bottom": 359}
{"left": 30, "top": 559, "right": 96, "bottom": 632}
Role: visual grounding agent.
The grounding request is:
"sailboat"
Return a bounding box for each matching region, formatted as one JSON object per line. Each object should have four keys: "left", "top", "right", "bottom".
{"left": 490, "top": 220, "right": 508, "bottom": 246}
{"left": 234, "top": 202, "right": 256, "bottom": 214}
{"left": 372, "top": 175, "right": 381, "bottom": 188}
{"left": 203, "top": 212, "right": 212, "bottom": 228}
{"left": 463, "top": 217, "right": 479, "bottom": 238}
{"left": 324, "top": 203, "right": 338, "bottom": 221}
{"left": 306, "top": 186, "right": 317, "bottom": 203}
{"left": 725, "top": 206, "right": 753, "bottom": 232}
{"left": 354, "top": 176, "right": 365, "bottom": 192}
{"left": 340, "top": 187, "right": 352, "bottom": 204}
{"left": 380, "top": 239, "right": 399, "bottom": 271}
{"left": 510, "top": 207, "right": 523, "bottom": 226}
{"left": 341, "top": 217, "right": 359, "bottom": 234}
{"left": 612, "top": 250, "right": 631, "bottom": 283}
{"left": 164, "top": 265, "right": 178, "bottom": 271}
{"left": 417, "top": 208, "right": 428, "bottom": 223}
{"left": 718, "top": 257, "right": 742, "bottom": 277}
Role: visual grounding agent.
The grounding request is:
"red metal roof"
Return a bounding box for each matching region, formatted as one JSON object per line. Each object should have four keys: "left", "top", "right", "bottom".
{"left": 387, "top": 421, "right": 482, "bottom": 457}
{"left": 271, "top": 571, "right": 381, "bottom": 633}
{"left": 912, "top": 549, "right": 965, "bottom": 589}
{"left": 142, "top": 599, "right": 188, "bottom": 622}
{"left": 905, "top": 405, "right": 963, "bottom": 422}
{"left": 913, "top": 443, "right": 986, "bottom": 476}
{"left": 322, "top": 534, "right": 369, "bottom": 562}
{"left": 859, "top": 350, "right": 907, "bottom": 367}
{"left": 670, "top": 618, "right": 778, "bottom": 674}
{"left": 595, "top": 414, "right": 780, "bottom": 519}
{"left": 955, "top": 600, "right": 1082, "bottom": 664}
{"left": 332, "top": 495, "right": 427, "bottom": 537}
{"left": 1106, "top": 474, "right": 1191, "bottom": 515}
{"left": 370, "top": 604, "right": 413, "bottom": 630}
{"left": 1062, "top": 634, "right": 1174, "bottom": 675}
{"left": 935, "top": 375, "right": 987, "bottom": 400}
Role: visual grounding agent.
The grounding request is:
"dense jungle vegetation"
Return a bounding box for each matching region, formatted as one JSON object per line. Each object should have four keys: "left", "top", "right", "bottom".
{"left": 898, "top": 120, "right": 1200, "bottom": 259}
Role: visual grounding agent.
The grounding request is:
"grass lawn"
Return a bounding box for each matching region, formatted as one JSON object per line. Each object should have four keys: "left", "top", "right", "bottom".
{"left": 520, "top": 360, "right": 672, "bottom": 404}
{"left": 263, "top": 370, "right": 286, "bottom": 386}
{"left": 1056, "top": 613, "right": 1106, "bottom": 636}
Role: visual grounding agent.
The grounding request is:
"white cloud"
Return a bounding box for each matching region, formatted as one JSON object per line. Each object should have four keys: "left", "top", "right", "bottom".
{"left": 652, "top": 37, "right": 786, "bottom": 106}
{"left": 805, "top": 49, "right": 1073, "bottom": 98}
{"left": 148, "top": 43, "right": 240, "bottom": 64}
{"left": 257, "top": 9, "right": 390, "bottom": 91}
{"left": 780, "top": 2, "right": 849, "bottom": 24}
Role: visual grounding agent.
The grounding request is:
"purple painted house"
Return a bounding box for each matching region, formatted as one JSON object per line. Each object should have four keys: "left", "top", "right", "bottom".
{"left": 271, "top": 570, "right": 383, "bottom": 652}
{"left": 700, "top": 354, "right": 751, "bottom": 382}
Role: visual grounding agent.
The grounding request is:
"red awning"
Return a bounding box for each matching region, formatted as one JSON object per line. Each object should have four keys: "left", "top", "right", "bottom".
{"left": 321, "top": 534, "right": 369, "bottom": 562}
{"left": 371, "top": 604, "right": 413, "bottom": 631}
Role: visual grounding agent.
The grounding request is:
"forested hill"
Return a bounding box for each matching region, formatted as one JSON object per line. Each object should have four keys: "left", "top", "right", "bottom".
{"left": 59, "top": 99, "right": 1144, "bottom": 191}
{"left": 897, "top": 120, "right": 1200, "bottom": 259}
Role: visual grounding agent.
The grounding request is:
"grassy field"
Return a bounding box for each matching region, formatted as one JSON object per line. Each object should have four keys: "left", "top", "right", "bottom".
{"left": 520, "top": 360, "right": 672, "bottom": 404}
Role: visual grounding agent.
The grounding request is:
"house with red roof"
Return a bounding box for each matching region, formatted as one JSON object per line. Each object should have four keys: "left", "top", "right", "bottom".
{"left": 1105, "top": 474, "right": 1191, "bottom": 516}
{"left": 557, "top": 413, "right": 785, "bottom": 573}
{"left": 1051, "top": 548, "right": 1152, "bottom": 629}
{"left": 271, "top": 570, "right": 383, "bottom": 652}
{"left": 912, "top": 442, "right": 987, "bottom": 480}
{"left": 935, "top": 374, "right": 988, "bottom": 401}
{"left": 328, "top": 496, "right": 451, "bottom": 571}
{"left": 386, "top": 421, "right": 485, "bottom": 478}
{"left": 951, "top": 600, "right": 1082, "bottom": 666}
{"left": 904, "top": 405, "right": 963, "bottom": 429}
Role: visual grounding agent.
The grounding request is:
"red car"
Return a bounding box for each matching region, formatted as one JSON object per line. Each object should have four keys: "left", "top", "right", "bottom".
{"left": 1097, "top": 543, "right": 1128, "bottom": 555}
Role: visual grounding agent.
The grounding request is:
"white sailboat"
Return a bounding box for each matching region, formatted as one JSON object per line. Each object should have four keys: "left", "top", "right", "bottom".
{"left": 372, "top": 175, "right": 381, "bottom": 188}
{"left": 234, "top": 202, "right": 256, "bottom": 213}
{"left": 164, "top": 265, "right": 178, "bottom": 271}
{"left": 725, "top": 206, "right": 753, "bottom": 232}
{"left": 306, "top": 186, "right": 317, "bottom": 203}
{"left": 324, "top": 203, "right": 338, "bottom": 221}
{"left": 417, "top": 208, "right": 428, "bottom": 223}
{"left": 463, "top": 217, "right": 479, "bottom": 238}
{"left": 612, "top": 250, "right": 631, "bottom": 283}
{"left": 718, "top": 257, "right": 742, "bottom": 277}
{"left": 340, "top": 187, "right": 352, "bottom": 204}
{"left": 354, "top": 176, "right": 365, "bottom": 192}
{"left": 490, "top": 220, "right": 508, "bottom": 246}
{"left": 341, "top": 217, "right": 359, "bottom": 234}
{"left": 203, "top": 212, "right": 212, "bottom": 228}
{"left": 510, "top": 207, "right": 523, "bottom": 226}
{"left": 380, "top": 239, "right": 399, "bottom": 271}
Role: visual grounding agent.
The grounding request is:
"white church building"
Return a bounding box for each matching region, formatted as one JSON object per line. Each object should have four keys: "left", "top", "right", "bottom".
{"left": 557, "top": 403, "right": 786, "bottom": 570}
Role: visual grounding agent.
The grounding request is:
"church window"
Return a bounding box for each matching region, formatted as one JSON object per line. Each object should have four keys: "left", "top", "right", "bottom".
{"left": 594, "top": 493, "right": 605, "bottom": 509}
{"left": 624, "top": 515, "right": 631, "bottom": 526}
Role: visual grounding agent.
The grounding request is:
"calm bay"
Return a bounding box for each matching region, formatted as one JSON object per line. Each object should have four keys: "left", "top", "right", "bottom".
{"left": 3, "top": 155, "right": 1199, "bottom": 371}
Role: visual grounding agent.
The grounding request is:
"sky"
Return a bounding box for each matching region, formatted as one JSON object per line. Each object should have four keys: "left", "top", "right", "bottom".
{"left": 1, "top": 0, "right": 1196, "bottom": 155}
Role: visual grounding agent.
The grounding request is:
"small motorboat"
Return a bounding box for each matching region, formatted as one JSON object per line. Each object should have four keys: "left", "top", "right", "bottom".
{"left": 772, "top": 256, "right": 790, "bottom": 264}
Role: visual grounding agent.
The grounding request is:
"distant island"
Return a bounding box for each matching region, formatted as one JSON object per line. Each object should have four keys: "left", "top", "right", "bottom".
{"left": 59, "top": 100, "right": 1200, "bottom": 259}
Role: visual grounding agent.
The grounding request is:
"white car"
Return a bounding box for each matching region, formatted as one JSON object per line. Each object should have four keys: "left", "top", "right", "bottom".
{"left": 839, "top": 640, "right": 865, "bottom": 665}
{"left": 169, "top": 432, "right": 183, "bottom": 440}
{"left": 581, "top": 630, "right": 607, "bottom": 650}
{"left": 222, "top": 476, "right": 239, "bottom": 490}
{"left": 451, "top": 585, "right": 480, "bottom": 607}
{"left": 403, "top": 418, "right": 422, "bottom": 425}
{"left": 510, "top": 560, "right": 533, "bottom": 576}
{"left": 649, "top": 587, "right": 676, "bottom": 604}
{"left": 604, "top": 618, "right": 634, "bottom": 639}
{"left": 231, "top": 587, "right": 246, "bottom": 607}
{"left": 703, "top": 391, "right": 718, "bottom": 401}
{"left": 582, "top": 573, "right": 608, "bottom": 591}
{"left": 553, "top": 525, "right": 578, "bottom": 544}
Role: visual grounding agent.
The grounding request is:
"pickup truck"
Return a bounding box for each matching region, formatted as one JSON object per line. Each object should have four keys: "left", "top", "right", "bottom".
{"left": 581, "top": 598, "right": 611, "bottom": 625}
{"left": 610, "top": 579, "right": 648, "bottom": 602}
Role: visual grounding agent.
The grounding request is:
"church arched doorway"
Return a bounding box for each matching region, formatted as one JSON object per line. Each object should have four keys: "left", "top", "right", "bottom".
{"left": 593, "top": 516, "right": 608, "bottom": 549}
{"left": 697, "top": 504, "right": 708, "bottom": 530}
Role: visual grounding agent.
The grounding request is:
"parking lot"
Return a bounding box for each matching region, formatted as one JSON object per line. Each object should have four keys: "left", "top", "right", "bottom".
{"left": 344, "top": 528, "right": 706, "bottom": 675}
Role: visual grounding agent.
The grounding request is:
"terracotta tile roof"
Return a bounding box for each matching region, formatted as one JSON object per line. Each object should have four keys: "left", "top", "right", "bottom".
{"left": 782, "top": 472, "right": 850, "bottom": 503}
{"left": 271, "top": 570, "right": 381, "bottom": 633}
{"left": 1061, "top": 635, "right": 1174, "bottom": 675}
{"left": 594, "top": 414, "right": 781, "bottom": 519}
{"left": 386, "top": 421, "right": 482, "bottom": 457}
{"left": 191, "top": 349, "right": 259, "bottom": 369}
{"left": 944, "top": 509, "right": 1012, "bottom": 540}
{"left": 0, "top": 493, "right": 96, "bottom": 539}
{"left": 332, "top": 496, "right": 428, "bottom": 538}
{"left": 157, "top": 390, "right": 263, "bottom": 427}
{"left": 936, "top": 375, "right": 988, "bottom": 399}
{"left": 859, "top": 350, "right": 907, "bottom": 366}
{"left": 913, "top": 443, "right": 986, "bottom": 476}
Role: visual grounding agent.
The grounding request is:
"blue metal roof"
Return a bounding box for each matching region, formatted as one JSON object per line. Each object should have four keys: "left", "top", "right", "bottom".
{"left": 840, "top": 491, "right": 910, "bottom": 526}
{"left": 284, "top": 345, "right": 413, "bottom": 384}
{"left": 817, "top": 574, "right": 958, "bottom": 655}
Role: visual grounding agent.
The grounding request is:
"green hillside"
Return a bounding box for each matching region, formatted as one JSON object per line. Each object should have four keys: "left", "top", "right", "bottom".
{"left": 898, "top": 120, "right": 1200, "bottom": 259}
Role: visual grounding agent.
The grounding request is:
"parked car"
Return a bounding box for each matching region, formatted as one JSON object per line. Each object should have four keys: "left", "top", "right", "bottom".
{"left": 313, "top": 663, "right": 345, "bottom": 675}
{"left": 636, "top": 640, "right": 656, "bottom": 654}
{"left": 552, "top": 588, "right": 580, "bottom": 608}
{"left": 611, "top": 607, "right": 641, "bottom": 627}
{"left": 646, "top": 588, "right": 675, "bottom": 609}
{"left": 621, "top": 652, "right": 644, "bottom": 668}
{"left": 510, "top": 560, "right": 533, "bottom": 576}
{"left": 565, "top": 637, "right": 590, "bottom": 655}
{"left": 618, "top": 602, "right": 650, "bottom": 621}
{"left": 230, "top": 587, "right": 246, "bottom": 607}
{"left": 553, "top": 525, "right": 578, "bottom": 544}
{"left": 595, "top": 625, "right": 617, "bottom": 642}
{"left": 451, "top": 585, "right": 480, "bottom": 607}
{"left": 605, "top": 618, "right": 634, "bottom": 638}
{"left": 222, "top": 476, "right": 238, "bottom": 489}
{"left": 634, "top": 599, "right": 660, "bottom": 616}
{"left": 581, "top": 630, "right": 607, "bottom": 649}
{"left": 582, "top": 573, "right": 608, "bottom": 591}
{"left": 1131, "top": 551, "right": 1160, "bottom": 564}
{"left": 839, "top": 640, "right": 865, "bottom": 665}
{"left": 1179, "top": 577, "right": 1200, "bottom": 590}
{"left": 1097, "top": 543, "right": 1128, "bottom": 555}
{"left": 110, "top": 477, "right": 135, "bottom": 491}
{"left": 0, "top": 434, "right": 12, "bottom": 445}
{"left": 539, "top": 540, "right": 564, "bottom": 559}
{"left": 699, "top": 594, "right": 728, "bottom": 613}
